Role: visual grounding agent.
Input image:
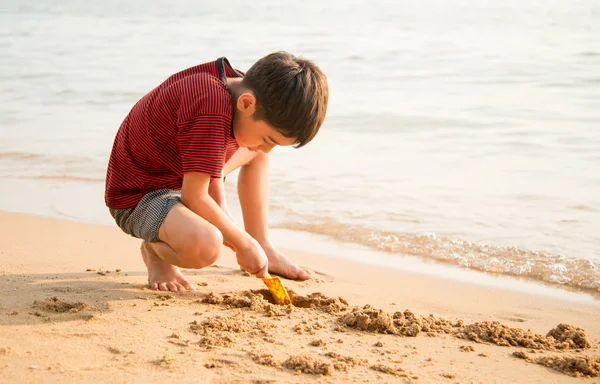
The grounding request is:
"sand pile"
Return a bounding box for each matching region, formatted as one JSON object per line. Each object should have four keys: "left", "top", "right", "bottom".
{"left": 187, "top": 289, "right": 595, "bottom": 379}
{"left": 249, "top": 352, "right": 280, "bottom": 367}
{"left": 513, "top": 351, "right": 600, "bottom": 377}
{"left": 546, "top": 323, "right": 591, "bottom": 349}
{"left": 323, "top": 352, "right": 368, "bottom": 372}
{"left": 338, "top": 305, "right": 459, "bottom": 336}
{"left": 282, "top": 355, "right": 334, "bottom": 375}
{"left": 200, "top": 290, "right": 348, "bottom": 315}
{"left": 394, "top": 309, "right": 458, "bottom": 336}
{"left": 461, "top": 321, "right": 591, "bottom": 350}
{"left": 248, "top": 351, "right": 368, "bottom": 375}
{"left": 338, "top": 305, "right": 396, "bottom": 334}
{"left": 200, "top": 291, "right": 271, "bottom": 311}
{"left": 291, "top": 292, "right": 349, "bottom": 313}
{"left": 32, "top": 297, "right": 89, "bottom": 313}
{"left": 191, "top": 312, "right": 266, "bottom": 333}
{"left": 189, "top": 312, "right": 272, "bottom": 347}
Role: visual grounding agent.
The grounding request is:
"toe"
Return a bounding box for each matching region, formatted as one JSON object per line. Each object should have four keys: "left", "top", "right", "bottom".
{"left": 174, "top": 283, "right": 186, "bottom": 292}
{"left": 166, "top": 282, "right": 178, "bottom": 292}
{"left": 184, "top": 283, "right": 196, "bottom": 291}
{"left": 158, "top": 282, "right": 169, "bottom": 291}
{"left": 296, "top": 267, "right": 312, "bottom": 281}
{"left": 150, "top": 282, "right": 159, "bottom": 290}
{"left": 176, "top": 276, "right": 196, "bottom": 291}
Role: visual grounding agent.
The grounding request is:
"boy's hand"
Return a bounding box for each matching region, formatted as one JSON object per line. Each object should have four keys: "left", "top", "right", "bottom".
{"left": 236, "top": 237, "right": 268, "bottom": 277}
{"left": 181, "top": 172, "right": 267, "bottom": 277}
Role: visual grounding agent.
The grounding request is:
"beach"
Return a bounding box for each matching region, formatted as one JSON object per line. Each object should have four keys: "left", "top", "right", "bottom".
{"left": 2, "top": 1, "right": 600, "bottom": 382}
{"left": 1, "top": 211, "right": 599, "bottom": 383}
{"left": 2, "top": 0, "right": 600, "bottom": 294}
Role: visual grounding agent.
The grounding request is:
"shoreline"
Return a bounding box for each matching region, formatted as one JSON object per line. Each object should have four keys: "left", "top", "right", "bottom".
{"left": 2, "top": 205, "right": 599, "bottom": 304}
{"left": 1, "top": 212, "right": 599, "bottom": 382}
{"left": 0, "top": 175, "right": 598, "bottom": 300}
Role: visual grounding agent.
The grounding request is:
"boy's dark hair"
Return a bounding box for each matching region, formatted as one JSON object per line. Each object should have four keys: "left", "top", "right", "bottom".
{"left": 242, "top": 52, "right": 329, "bottom": 148}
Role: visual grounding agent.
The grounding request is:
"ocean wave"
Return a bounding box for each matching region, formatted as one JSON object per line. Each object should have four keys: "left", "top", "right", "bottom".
{"left": 0, "top": 151, "right": 99, "bottom": 164}
{"left": 277, "top": 219, "right": 600, "bottom": 295}
{"left": 14, "top": 175, "right": 105, "bottom": 182}
{"left": 0, "top": 151, "right": 44, "bottom": 160}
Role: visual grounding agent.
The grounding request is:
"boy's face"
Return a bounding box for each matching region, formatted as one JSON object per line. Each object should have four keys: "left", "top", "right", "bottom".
{"left": 233, "top": 93, "right": 296, "bottom": 153}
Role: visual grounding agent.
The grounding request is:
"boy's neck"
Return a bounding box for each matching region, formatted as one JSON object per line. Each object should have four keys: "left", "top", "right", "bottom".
{"left": 226, "top": 77, "right": 244, "bottom": 101}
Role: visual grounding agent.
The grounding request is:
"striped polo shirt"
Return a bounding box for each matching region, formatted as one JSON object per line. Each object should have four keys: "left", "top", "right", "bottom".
{"left": 105, "top": 58, "right": 241, "bottom": 209}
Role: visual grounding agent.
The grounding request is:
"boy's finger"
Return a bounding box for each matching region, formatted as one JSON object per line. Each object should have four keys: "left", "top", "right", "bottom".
{"left": 254, "top": 264, "right": 268, "bottom": 278}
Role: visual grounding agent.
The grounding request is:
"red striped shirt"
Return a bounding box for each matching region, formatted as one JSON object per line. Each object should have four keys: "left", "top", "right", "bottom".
{"left": 105, "top": 58, "right": 242, "bottom": 209}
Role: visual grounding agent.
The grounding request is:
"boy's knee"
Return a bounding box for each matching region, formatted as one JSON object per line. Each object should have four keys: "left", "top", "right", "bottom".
{"left": 183, "top": 226, "right": 222, "bottom": 269}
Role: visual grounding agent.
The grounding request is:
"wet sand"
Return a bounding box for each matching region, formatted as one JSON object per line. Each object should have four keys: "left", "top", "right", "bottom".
{"left": 1, "top": 212, "right": 599, "bottom": 383}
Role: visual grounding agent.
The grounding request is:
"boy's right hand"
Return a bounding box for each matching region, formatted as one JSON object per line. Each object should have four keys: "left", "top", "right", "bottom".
{"left": 235, "top": 237, "right": 268, "bottom": 278}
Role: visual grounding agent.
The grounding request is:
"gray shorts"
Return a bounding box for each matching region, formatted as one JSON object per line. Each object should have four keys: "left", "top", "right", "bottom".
{"left": 109, "top": 189, "right": 181, "bottom": 243}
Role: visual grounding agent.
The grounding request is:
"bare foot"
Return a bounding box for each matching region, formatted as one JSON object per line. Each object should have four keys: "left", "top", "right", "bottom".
{"left": 141, "top": 242, "right": 196, "bottom": 292}
{"left": 263, "top": 245, "right": 312, "bottom": 281}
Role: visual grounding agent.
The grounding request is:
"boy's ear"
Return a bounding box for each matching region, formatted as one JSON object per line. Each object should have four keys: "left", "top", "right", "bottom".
{"left": 237, "top": 93, "right": 256, "bottom": 115}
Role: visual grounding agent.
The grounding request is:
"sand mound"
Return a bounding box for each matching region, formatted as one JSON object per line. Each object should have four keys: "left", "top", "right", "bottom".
{"left": 200, "top": 291, "right": 270, "bottom": 311}
{"left": 535, "top": 355, "right": 600, "bottom": 378}
{"left": 250, "top": 352, "right": 280, "bottom": 367}
{"left": 199, "top": 290, "right": 347, "bottom": 315}
{"left": 200, "top": 292, "right": 224, "bottom": 305}
{"left": 291, "top": 292, "right": 349, "bottom": 313}
{"left": 190, "top": 312, "right": 269, "bottom": 334}
{"left": 461, "top": 321, "right": 590, "bottom": 350}
{"left": 198, "top": 334, "right": 236, "bottom": 347}
{"left": 324, "top": 352, "right": 368, "bottom": 372}
{"left": 32, "top": 297, "right": 89, "bottom": 313}
{"left": 546, "top": 324, "right": 591, "bottom": 349}
{"left": 393, "top": 309, "right": 458, "bottom": 336}
{"left": 201, "top": 290, "right": 292, "bottom": 317}
{"left": 192, "top": 290, "right": 594, "bottom": 378}
{"left": 282, "top": 355, "right": 334, "bottom": 375}
{"left": 513, "top": 352, "right": 600, "bottom": 377}
{"left": 338, "top": 305, "right": 396, "bottom": 334}
{"left": 338, "top": 305, "right": 458, "bottom": 336}
{"left": 189, "top": 312, "right": 271, "bottom": 347}
{"left": 248, "top": 350, "right": 364, "bottom": 373}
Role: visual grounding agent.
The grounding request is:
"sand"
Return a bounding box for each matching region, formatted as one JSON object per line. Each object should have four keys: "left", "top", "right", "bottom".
{"left": 1, "top": 212, "right": 600, "bottom": 383}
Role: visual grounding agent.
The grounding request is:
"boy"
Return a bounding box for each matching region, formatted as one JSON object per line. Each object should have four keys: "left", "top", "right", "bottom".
{"left": 105, "top": 52, "right": 329, "bottom": 292}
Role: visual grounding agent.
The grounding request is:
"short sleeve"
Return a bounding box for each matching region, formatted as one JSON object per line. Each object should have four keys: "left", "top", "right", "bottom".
{"left": 177, "top": 113, "right": 230, "bottom": 178}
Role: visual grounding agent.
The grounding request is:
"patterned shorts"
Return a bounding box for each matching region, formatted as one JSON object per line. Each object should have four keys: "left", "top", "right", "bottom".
{"left": 109, "top": 189, "right": 181, "bottom": 243}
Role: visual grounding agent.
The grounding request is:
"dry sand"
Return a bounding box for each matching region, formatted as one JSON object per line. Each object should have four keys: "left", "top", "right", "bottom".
{"left": 1, "top": 211, "right": 599, "bottom": 383}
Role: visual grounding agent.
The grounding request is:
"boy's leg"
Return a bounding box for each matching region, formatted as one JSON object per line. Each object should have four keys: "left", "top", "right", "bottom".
{"left": 224, "top": 148, "right": 311, "bottom": 280}
{"left": 143, "top": 204, "right": 223, "bottom": 291}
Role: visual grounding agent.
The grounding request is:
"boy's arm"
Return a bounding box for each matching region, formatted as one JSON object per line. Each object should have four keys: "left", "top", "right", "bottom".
{"left": 181, "top": 172, "right": 267, "bottom": 276}
{"left": 207, "top": 176, "right": 236, "bottom": 221}
{"left": 207, "top": 176, "right": 227, "bottom": 208}
{"left": 207, "top": 176, "right": 237, "bottom": 250}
